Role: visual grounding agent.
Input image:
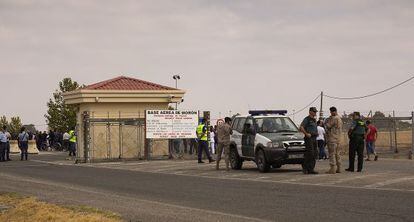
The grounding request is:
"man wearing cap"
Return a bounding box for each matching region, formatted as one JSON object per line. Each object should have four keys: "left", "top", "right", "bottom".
{"left": 299, "top": 107, "right": 319, "bottom": 174}
{"left": 325, "top": 107, "right": 343, "bottom": 174}
{"left": 346, "top": 112, "right": 367, "bottom": 172}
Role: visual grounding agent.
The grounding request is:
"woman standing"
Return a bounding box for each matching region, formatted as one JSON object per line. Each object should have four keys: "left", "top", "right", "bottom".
{"left": 317, "top": 120, "right": 327, "bottom": 160}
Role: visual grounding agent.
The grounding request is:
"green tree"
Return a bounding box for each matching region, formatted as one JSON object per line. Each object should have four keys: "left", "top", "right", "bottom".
{"left": 0, "top": 115, "right": 8, "bottom": 130}
{"left": 9, "top": 116, "right": 22, "bottom": 139}
{"left": 373, "top": 111, "right": 386, "bottom": 118}
{"left": 45, "top": 78, "right": 80, "bottom": 132}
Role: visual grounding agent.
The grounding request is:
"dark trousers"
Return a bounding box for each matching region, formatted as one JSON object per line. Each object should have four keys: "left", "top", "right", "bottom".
{"left": 63, "top": 140, "right": 69, "bottom": 151}
{"left": 69, "top": 142, "right": 76, "bottom": 156}
{"left": 317, "top": 140, "right": 327, "bottom": 159}
{"left": 0, "top": 142, "right": 6, "bottom": 161}
{"left": 6, "top": 141, "right": 10, "bottom": 160}
{"left": 20, "top": 141, "right": 28, "bottom": 160}
{"left": 198, "top": 140, "right": 212, "bottom": 161}
{"left": 349, "top": 137, "right": 364, "bottom": 171}
{"left": 303, "top": 137, "right": 318, "bottom": 172}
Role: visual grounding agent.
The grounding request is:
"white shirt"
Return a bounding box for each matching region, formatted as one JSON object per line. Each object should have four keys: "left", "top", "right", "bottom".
{"left": 210, "top": 131, "right": 215, "bottom": 143}
{"left": 63, "top": 132, "right": 71, "bottom": 141}
{"left": 317, "top": 126, "right": 325, "bottom": 141}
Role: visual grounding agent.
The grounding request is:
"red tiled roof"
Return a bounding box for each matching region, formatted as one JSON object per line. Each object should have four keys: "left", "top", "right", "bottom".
{"left": 84, "top": 76, "right": 177, "bottom": 91}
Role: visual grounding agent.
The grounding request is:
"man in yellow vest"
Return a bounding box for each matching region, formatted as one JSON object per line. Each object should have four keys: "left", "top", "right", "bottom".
{"left": 68, "top": 130, "right": 77, "bottom": 157}
{"left": 197, "top": 119, "right": 214, "bottom": 164}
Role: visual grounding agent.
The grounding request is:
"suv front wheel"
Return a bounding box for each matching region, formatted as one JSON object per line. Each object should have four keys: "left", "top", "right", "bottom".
{"left": 256, "top": 149, "right": 270, "bottom": 173}
{"left": 230, "top": 148, "right": 243, "bottom": 170}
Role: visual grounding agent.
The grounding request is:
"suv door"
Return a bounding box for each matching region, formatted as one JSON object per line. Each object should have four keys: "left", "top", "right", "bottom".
{"left": 242, "top": 117, "right": 255, "bottom": 157}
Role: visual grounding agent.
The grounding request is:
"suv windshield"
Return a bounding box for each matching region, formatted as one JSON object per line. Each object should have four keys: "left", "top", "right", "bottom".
{"left": 255, "top": 117, "right": 298, "bottom": 133}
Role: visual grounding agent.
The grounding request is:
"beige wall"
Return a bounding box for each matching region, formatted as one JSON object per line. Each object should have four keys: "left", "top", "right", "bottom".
{"left": 76, "top": 102, "right": 169, "bottom": 161}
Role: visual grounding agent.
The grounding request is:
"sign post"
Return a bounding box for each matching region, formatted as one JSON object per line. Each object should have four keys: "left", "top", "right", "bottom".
{"left": 146, "top": 110, "right": 199, "bottom": 139}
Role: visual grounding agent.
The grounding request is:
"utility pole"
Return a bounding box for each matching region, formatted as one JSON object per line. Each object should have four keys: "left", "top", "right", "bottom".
{"left": 319, "top": 91, "right": 324, "bottom": 120}
{"left": 411, "top": 111, "right": 414, "bottom": 159}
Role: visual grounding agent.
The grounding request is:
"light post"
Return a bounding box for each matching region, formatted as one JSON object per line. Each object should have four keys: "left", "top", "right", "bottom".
{"left": 172, "top": 75, "right": 181, "bottom": 110}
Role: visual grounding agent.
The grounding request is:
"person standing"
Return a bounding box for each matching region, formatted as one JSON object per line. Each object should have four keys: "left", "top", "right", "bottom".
{"left": 68, "top": 129, "right": 77, "bottom": 157}
{"left": 209, "top": 126, "right": 216, "bottom": 155}
{"left": 346, "top": 112, "right": 367, "bottom": 172}
{"left": 18, "top": 127, "right": 30, "bottom": 161}
{"left": 366, "top": 120, "right": 379, "bottom": 161}
{"left": 0, "top": 127, "right": 7, "bottom": 162}
{"left": 299, "top": 107, "right": 319, "bottom": 174}
{"left": 5, "top": 126, "right": 11, "bottom": 161}
{"left": 316, "top": 120, "right": 327, "bottom": 160}
{"left": 62, "top": 131, "right": 70, "bottom": 151}
{"left": 216, "top": 117, "right": 233, "bottom": 171}
{"left": 196, "top": 119, "right": 214, "bottom": 164}
{"left": 325, "top": 107, "right": 344, "bottom": 174}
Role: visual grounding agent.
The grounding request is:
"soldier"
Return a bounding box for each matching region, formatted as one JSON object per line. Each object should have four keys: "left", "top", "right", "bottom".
{"left": 299, "top": 107, "right": 319, "bottom": 174}
{"left": 325, "top": 107, "right": 343, "bottom": 174}
{"left": 216, "top": 117, "right": 233, "bottom": 171}
{"left": 346, "top": 112, "right": 367, "bottom": 172}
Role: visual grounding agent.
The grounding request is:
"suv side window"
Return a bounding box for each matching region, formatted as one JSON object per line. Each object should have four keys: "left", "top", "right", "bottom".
{"left": 237, "top": 118, "right": 246, "bottom": 132}
{"left": 244, "top": 118, "right": 254, "bottom": 133}
{"left": 232, "top": 118, "right": 240, "bottom": 130}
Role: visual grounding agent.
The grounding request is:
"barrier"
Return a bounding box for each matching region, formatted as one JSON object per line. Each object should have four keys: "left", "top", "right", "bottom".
{"left": 9, "top": 140, "right": 39, "bottom": 154}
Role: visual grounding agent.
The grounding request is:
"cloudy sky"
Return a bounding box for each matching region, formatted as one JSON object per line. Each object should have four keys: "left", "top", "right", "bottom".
{"left": 0, "top": 0, "right": 413, "bottom": 129}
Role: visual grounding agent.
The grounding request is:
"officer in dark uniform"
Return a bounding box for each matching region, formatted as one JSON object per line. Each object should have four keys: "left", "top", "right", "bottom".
{"left": 346, "top": 112, "right": 367, "bottom": 172}
{"left": 300, "top": 107, "right": 319, "bottom": 174}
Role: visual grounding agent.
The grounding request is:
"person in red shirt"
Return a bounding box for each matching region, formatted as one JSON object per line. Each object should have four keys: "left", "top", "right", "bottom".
{"left": 366, "top": 120, "right": 378, "bottom": 161}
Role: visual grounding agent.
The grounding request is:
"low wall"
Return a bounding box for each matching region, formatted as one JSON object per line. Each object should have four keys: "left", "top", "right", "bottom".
{"left": 9, "top": 140, "right": 39, "bottom": 154}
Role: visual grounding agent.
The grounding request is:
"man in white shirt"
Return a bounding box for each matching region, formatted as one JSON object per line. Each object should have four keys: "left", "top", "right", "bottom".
{"left": 316, "top": 120, "right": 327, "bottom": 161}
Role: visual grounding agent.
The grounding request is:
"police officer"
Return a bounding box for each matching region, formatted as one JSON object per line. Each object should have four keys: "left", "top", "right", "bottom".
{"left": 68, "top": 130, "right": 77, "bottom": 157}
{"left": 300, "top": 107, "right": 319, "bottom": 174}
{"left": 346, "top": 112, "right": 367, "bottom": 172}
{"left": 0, "top": 126, "right": 7, "bottom": 162}
{"left": 18, "top": 127, "right": 30, "bottom": 161}
{"left": 216, "top": 117, "right": 233, "bottom": 171}
{"left": 196, "top": 119, "right": 214, "bottom": 164}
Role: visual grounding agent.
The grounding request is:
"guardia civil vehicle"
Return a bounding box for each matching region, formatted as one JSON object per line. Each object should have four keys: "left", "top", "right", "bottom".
{"left": 229, "top": 110, "right": 306, "bottom": 173}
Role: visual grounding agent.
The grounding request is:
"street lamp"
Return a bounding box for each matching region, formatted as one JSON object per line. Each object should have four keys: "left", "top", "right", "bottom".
{"left": 172, "top": 75, "right": 181, "bottom": 109}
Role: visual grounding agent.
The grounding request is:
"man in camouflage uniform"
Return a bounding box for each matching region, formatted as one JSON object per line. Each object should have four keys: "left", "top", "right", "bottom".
{"left": 216, "top": 117, "right": 233, "bottom": 171}
{"left": 325, "top": 107, "right": 343, "bottom": 174}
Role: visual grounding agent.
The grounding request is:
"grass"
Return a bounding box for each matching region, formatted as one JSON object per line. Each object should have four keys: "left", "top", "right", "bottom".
{"left": 0, "top": 193, "right": 123, "bottom": 222}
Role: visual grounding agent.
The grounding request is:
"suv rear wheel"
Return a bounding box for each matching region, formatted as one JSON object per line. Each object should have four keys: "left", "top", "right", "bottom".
{"left": 230, "top": 148, "right": 243, "bottom": 170}
{"left": 256, "top": 149, "right": 270, "bottom": 173}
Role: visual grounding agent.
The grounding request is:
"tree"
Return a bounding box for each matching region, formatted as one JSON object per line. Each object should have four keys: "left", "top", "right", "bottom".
{"left": 0, "top": 115, "right": 8, "bottom": 130}
{"left": 373, "top": 111, "right": 386, "bottom": 119}
{"left": 9, "top": 116, "right": 22, "bottom": 139}
{"left": 45, "top": 78, "right": 80, "bottom": 133}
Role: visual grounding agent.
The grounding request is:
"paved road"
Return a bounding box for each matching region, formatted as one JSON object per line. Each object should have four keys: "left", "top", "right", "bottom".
{"left": 1, "top": 152, "right": 414, "bottom": 222}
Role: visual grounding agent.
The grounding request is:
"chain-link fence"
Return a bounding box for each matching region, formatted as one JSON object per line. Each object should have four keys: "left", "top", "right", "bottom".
{"left": 79, "top": 112, "right": 172, "bottom": 162}
{"left": 339, "top": 112, "right": 413, "bottom": 158}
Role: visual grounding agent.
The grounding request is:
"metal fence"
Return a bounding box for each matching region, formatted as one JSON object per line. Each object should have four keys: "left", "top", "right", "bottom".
{"left": 339, "top": 112, "right": 414, "bottom": 158}
{"left": 79, "top": 111, "right": 172, "bottom": 162}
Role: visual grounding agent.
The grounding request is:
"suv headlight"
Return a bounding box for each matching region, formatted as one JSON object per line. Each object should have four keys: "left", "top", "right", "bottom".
{"left": 267, "top": 142, "right": 281, "bottom": 148}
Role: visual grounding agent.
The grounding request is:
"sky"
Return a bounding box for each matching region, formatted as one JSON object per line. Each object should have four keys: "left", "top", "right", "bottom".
{"left": 0, "top": 0, "right": 413, "bottom": 130}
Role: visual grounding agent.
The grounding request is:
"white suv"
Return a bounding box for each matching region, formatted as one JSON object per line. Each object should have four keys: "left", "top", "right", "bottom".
{"left": 229, "top": 110, "right": 306, "bottom": 173}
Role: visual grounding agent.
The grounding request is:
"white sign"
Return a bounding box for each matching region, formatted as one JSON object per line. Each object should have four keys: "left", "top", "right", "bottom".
{"left": 146, "top": 110, "right": 199, "bottom": 139}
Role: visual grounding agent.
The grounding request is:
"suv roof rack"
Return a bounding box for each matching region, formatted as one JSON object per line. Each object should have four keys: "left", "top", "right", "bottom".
{"left": 249, "top": 110, "right": 288, "bottom": 116}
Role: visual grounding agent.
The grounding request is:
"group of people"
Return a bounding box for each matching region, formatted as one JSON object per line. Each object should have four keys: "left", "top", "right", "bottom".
{"left": 0, "top": 126, "right": 31, "bottom": 161}
{"left": 34, "top": 130, "right": 77, "bottom": 156}
{"left": 300, "top": 106, "right": 379, "bottom": 175}
{"left": 195, "top": 118, "right": 233, "bottom": 171}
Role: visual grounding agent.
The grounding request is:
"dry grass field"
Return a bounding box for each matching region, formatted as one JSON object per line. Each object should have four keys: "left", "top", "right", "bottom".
{"left": 0, "top": 193, "right": 122, "bottom": 222}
